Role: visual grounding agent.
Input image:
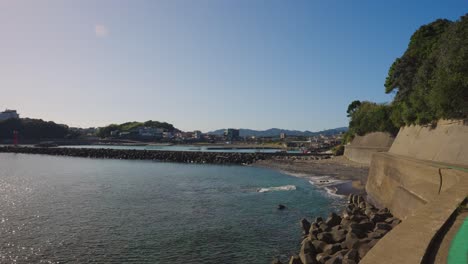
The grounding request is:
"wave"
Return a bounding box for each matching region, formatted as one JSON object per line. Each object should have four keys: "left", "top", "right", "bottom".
{"left": 257, "top": 185, "right": 296, "bottom": 193}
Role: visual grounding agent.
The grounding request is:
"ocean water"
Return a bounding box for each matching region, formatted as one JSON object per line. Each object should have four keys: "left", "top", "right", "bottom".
{"left": 0, "top": 153, "right": 343, "bottom": 263}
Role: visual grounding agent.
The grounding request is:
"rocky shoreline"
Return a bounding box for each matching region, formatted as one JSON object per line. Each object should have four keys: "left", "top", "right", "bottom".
{"left": 275, "top": 194, "right": 400, "bottom": 264}
{"left": 0, "top": 146, "right": 332, "bottom": 165}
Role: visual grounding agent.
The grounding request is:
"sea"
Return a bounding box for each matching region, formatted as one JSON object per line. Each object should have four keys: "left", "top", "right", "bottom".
{"left": 0, "top": 153, "right": 343, "bottom": 263}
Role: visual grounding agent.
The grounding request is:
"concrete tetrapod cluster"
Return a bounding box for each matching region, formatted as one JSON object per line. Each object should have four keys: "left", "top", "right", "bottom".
{"left": 274, "top": 194, "right": 401, "bottom": 264}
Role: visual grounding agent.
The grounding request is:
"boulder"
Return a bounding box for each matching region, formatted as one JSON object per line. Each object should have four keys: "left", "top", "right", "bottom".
{"left": 357, "top": 242, "right": 373, "bottom": 259}
{"left": 347, "top": 223, "right": 368, "bottom": 239}
{"left": 324, "top": 255, "right": 343, "bottom": 264}
{"left": 367, "top": 231, "right": 384, "bottom": 240}
{"left": 343, "top": 249, "right": 359, "bottom": 263}
{"left": 315, "top": 217, "right": 324, "bottom": 224}
{"left": 343, "top": 232, "right": 360, "bottom": 249}
{"left": 323, "top": 244, "right": 342, "bottom": 256}
{"left": 356, "top": 195, "right": 363, "bottom": 205}
{"left": 300, "top": 239, "right": 318, "bottom": 264}
{"left": 357, "top": 220, "right": 375, "bottom": 232}
{"left": 358, "top": 201, "right": 366, "bottom": 209}
{"left": 278, "top": 204, "right": 286, "bottom": 210}
{"left": 325, "top": 213, "right": 342, "bottom": 228}
{"left": 317, "top": 232, "right": 334, "bottom": 244}
{"left": 315, "top": 253, "right": 331, "bottom": 263}
{"left": 374, "top": 223, "right": 392, "bottom": 231}
{"left": 369, "top": 213, "right": 386, "bottom": 224}
{"left": 309, "top": 229, "right": 320, "bottom": 240}
{"left": 301, "top": 218, "right": 312, "bottom": 235}
{"left": 289, "top": 255, "right": 303, "bottom": 264}
{"left": 311, "top": 240, "right": 327, "bottom": 253}
{"left": 319, "top": 222, "right": 331, "bottom": 232}
{"left": 331, "top": 225, "right": 342, "bottom": 232}
{"left": 331, "top": 229, "right": 347, "bottom": 243}
{"left": 340, "top": 218, "right": 352, "bottom": 228}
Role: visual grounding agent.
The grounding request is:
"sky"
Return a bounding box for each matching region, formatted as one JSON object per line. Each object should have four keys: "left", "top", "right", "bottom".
{"left": 0, "top": 0, "right": 467, "bottom": 132}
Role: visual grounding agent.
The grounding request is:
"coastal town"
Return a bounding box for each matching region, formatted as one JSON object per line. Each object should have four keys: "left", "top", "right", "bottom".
{"left": 0, "top": 108, "right": 344, "bottom": 153}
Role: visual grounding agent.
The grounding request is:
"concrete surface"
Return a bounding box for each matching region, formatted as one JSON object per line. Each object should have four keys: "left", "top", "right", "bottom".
{"left": 362, "top": 119, "right": 468, "bottom": 264}
{"left": 361, "top": 178, "right": 468, "bottom": 264}
{"left": 365, "top": 152, "right": 467, "bottom": 219}
{"left": 390, "top": 119, "right": 468, "bottom": 167}
{"left": 344, "top": 132, "right": 394, "bottom": 165}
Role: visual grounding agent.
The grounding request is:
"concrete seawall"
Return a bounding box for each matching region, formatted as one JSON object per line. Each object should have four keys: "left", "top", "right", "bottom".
{"left": 344, "top": 132, "right": 394, "bottom": 165}
{"left": 389, "top": 119, "right": 468, "bottom": 167}
{"left": 362, "top": 119, "right": 468, "bottom": 263}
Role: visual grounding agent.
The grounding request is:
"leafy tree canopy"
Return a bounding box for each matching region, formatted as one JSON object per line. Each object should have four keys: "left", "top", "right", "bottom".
{"left": 347, "top": 101, "right": 399, "bottom": 136}
{"left": 0, "top": 118, "right": 70, "bottom": 140}
{"left": 385, "top": 15, "right": 468, "bottom": 125}
{"left": 96, "top": 120, "right": 177, "bottom": 138}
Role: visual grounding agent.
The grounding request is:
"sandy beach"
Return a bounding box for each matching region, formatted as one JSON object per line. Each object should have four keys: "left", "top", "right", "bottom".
{"left": 254, "top": 156, "right": 369, "bottom": 196}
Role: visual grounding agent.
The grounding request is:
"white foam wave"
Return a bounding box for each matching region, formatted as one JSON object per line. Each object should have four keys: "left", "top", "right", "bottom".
{"left": 257, "top": 185, "right": 296, "bottom": 193}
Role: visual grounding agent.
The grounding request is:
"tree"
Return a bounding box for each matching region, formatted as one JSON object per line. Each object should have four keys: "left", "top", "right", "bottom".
{"left": 384, "top": 16, "right": 468, "bottom": 126}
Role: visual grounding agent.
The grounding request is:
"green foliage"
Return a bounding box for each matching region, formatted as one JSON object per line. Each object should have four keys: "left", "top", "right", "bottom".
{"left": 0, "top": 118, "right": 69, "bottom": 140}
{"left": 331, "top": 145, "right": 344, "bottom": 156}
{"left": 96, "top": 120, "right": 176, "bottom": 138}
{"left": 346, "top": 100, "right": 362, "bottom": 117}
{"left": 385, "top": 16, "right": 468, "bottom": 125}
{"left": 347, "top": 101, "right": 399, "bottom": 136}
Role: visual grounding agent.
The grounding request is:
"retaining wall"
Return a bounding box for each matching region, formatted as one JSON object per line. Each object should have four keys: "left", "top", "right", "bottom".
{"left": 344, "top": 132, "right": 394, "bottom": 165}
{"left": 362, "top": 119, "right": 468, "bottom": 263}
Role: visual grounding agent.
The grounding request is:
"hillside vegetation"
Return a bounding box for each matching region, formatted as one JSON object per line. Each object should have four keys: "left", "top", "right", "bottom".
{"left": 0, "top": 118, "right": 69, "bottom": 140}
{"left": 346, "top": 15, "right": 468, "bottom": 141}
{"left": 96, "top": 120, "right": 176, "bottom": 138}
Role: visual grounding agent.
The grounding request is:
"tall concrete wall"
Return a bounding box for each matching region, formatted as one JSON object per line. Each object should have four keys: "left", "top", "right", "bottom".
{"left": 363, "top": 119, "right": 468, "bottom": 263}
{"left": 366, "top": 152, "right": 466, "bottom": 219}
{"left": 389, "top": 119, "right": 468, "bottom": 166}
{"left": 344, "top": 132, "right": 394, "bottom": 165}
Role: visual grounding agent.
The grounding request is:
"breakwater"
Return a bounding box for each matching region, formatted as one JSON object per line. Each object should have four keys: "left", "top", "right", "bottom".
{"left": 279, "top": 194, "right": 400, "bottom": 264}
{"left": 0, "top": 146, "right": 272, "bottom": 164}
{"left": 0, "top": 146, "right": 332, "bottom": 165}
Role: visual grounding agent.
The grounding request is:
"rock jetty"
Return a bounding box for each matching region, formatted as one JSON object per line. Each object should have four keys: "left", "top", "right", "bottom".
{"left": 279, "top": 194, "right": 401, "bottom": 264}
{"left": 0, "top": 146, "right": 332, "bottom": 165}
{"left": 0, "top": 146, "right": 272, "bottom": 165}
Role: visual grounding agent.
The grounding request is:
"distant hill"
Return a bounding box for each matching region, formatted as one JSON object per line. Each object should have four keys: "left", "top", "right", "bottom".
{"left": 207, "top": 127, "right": 348, "bottom": 137}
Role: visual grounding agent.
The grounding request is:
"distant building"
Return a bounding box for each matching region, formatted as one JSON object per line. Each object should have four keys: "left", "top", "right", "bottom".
{"left": 224, "top": 128, "right": 240, "bottom": 141}
{"left": 110, "top": 130, "right": 120, "bottom": 137}
{"left": 0, "top": 109, "right": 19, "bottom": 121}
{"left": 138, "top": 127, "right": 163, "bottom": 138}
{"left": 193, "top": 130, "right": 202, "bottom": 139}
{"left": 163, "top": 131, "right": 173, "bottom": 139}
{"left": 280, "top": 133, "right": 286, "bottom": 139}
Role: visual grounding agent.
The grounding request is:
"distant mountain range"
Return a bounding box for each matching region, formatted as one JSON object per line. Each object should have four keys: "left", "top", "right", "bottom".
{"left": 207, "top": 127, "right": 348, "bottom": 137}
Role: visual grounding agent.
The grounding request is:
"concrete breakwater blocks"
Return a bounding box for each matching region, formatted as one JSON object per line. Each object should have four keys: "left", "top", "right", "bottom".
{"left": 0, "top": 146, "right": 271, "bottom": 165}
{"left": 0, "top": 146, "right": 331, "bottom": 165}
{"left": 281, "top": 194, "right": 400, "bottom": 264}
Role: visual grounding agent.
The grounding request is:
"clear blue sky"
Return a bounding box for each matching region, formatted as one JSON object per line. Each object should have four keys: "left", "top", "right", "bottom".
{"left": 0, "top": 0, "right": 466, "bottom": 132}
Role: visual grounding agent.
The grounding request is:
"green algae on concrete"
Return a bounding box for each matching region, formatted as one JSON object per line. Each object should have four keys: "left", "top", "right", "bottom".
{"left": 448, "top": 215, "right": 468, "bottom": 264}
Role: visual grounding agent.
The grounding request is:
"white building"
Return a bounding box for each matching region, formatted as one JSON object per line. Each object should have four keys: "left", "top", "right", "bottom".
{"left": 193, "top": 130, "right": 202, "bottom": 139}
{"left": 0, "top": 109, "right": 19, "bottom": 121}
{"left": 138, "top": 127, "right": 163, "bottom": 138}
